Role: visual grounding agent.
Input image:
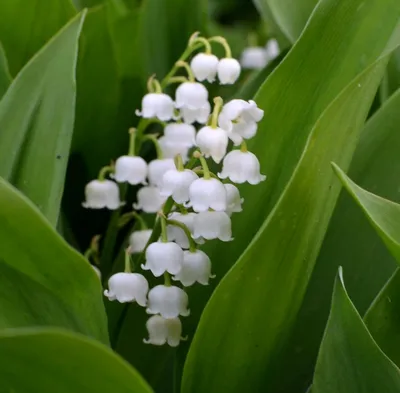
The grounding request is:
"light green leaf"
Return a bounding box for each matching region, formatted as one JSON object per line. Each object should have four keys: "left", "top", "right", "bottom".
{"left": 0, "top": 178, "right": 108, "bottom": 344}
{"left": 0, "top": 12, "right": 86, "bottom": 226}
{"left": 276, "top": 88, "right": 400, "bottom": 392}
{"left": 254, "top": 0, "right": 318, "bottom": 42}
{"left": 207, "top": 0, "right": 400, "bottom": 286}
{"left": 0, "top": 43, "right": 11, "bottom": 97}
{"left": 0, "top": 328, "right": 152, "bottom": 393}
{"left": 312, "top": 269, "right": 400, "bottom": 393}
{"left": 0, "top": 0, "right": 75, "bottom": 76}
{"left": 182, "top": 51, "right": 393, "bottom": 393}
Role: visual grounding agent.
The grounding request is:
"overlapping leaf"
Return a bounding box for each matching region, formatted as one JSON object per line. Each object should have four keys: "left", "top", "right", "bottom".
{"left": 0, "top": 178, "right": 108, "bottom": 343}
{"left": 0, "top": 13, "right": 85, "bottom": 226}
{"left": 182, "top": 47, "right": 394, "bottom": 393}
{"left": 0, "top": 0, "right": 75, "bottom": 75}
{"left": 312, "top": 269, "right": 400, "bottom": 393}
{"left": 0, "top": 328, "right": 152, "bottom": 393}
{"left": 0, "top": 43, "right": 11, "bottom": 97}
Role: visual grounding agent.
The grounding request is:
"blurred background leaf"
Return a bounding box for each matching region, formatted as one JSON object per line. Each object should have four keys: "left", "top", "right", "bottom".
{"left": 182, "top": 47, "right": 393, "bottom": 393}
{"left": 0, "top": 13, "right": 85, "bottom": 227}
{"left": 0, "top": 0, "right": 75, "bottom": 76}
{"left": 277, "top": 86, "right": 400, "bottom": 393}
{"left": 0, "top": 179, "right": 108, "bottom": 343}
{"left": 0, "top": 328, "right": 153, "bottom": 393}
{"left": 312, "top": 269, "right": 400, "bottom": 393}
{"left": 0, "top": 43, "right": 11, "bottom": 97}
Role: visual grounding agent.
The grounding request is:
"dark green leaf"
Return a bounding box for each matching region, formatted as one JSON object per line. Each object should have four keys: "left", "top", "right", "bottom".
{"left": 182, "top": 51, "right": 392, "bottom": 393}
{"left": 0, "top": 178, "right": 108, "bottom": 344}
{"left": 0, "top": 0, "right": 75, "bottom": 76}
{"left": 277, "top": 88, "right": 400, "bottom": 392}
{"left": 253, "top": 0, "right": 318, "bottom": 42}
{"left": 0, "top": 13, "right": 86, "bottom": 226}
{"left": 312, "top": 269, "right": 400, "bottom": 393}
{"left": 0, "top": 43, "right": 11, "bottom": 97}
{"left": 0, "top": 328, "right": 152, "bottom": 393}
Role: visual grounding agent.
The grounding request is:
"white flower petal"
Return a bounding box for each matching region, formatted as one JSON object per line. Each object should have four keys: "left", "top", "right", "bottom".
{"left": 217, "top": 58, "right": 241, "bottom": 84}
{"left": 114, "top": 155, "right": 147, "bottom": 185}
{"left": 146, "top": 285, "right": 190, "bottom": 318}
{"left": 188, "top": 178, "right": 227, "bottom": 212}
{"left": 129, "top": 229, "right": 152, "bottom": 253}
{"left": 193, "top": 211, "right": 232, "bottom": 242}
{"left": 83, "top": 180, "right": 122, "bottom": 210}
{"left": 133, "top": 186, "right": 166, "bottom": 213}
{"left": 196, "top": 126, "right": 228, "bottom": 164}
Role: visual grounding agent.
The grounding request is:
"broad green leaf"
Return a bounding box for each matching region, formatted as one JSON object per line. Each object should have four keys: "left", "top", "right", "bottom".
{"left": 0, "top": 328, "right": 152, "bottom": 393}
{"left": 207, "top": 0, "right": 400, "bottom": 288}
{"left": 0, "top": 13, "right": 85, "bottom": 226}
{"left": 73, "top": 0, "right": 104, "bottom": 9}
{"left": 0, "top": 178, "right": 108, "bottom": 344}
{"left": 276, "top": 88, "right": 400, "bottom": 392}
{"left": 332, "top": 163, "right": 400, "bottom": 262}
{"left": 0, "top": 0, "right": 75, "bottom": 76}
{"left": 254, "top": 0, "right": 318, "bottom": 42}
{"left": 0, "top": 43, "right": 11, "bottom": 97}
{"left": 381, "top": 48, "right": 400, "bottom": 101}
{"left": 138, "top": 0, "right": 208, "bottom": 78}
{"left": 312, "top": 269, "right": 400, "bottom": 393}
{"left": 182, "top": 51, "right": 392, "bottom": 393}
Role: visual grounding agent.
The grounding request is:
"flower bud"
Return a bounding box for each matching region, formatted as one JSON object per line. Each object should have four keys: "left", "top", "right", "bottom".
{"left": 224, "top": 183, "right": 244, "bottom": 215}
{"left": 146, "top": 285, "right": 190, "bottom": 318}
{"left": 219, "top": 150, "right": 266, "bottom": 185}
{"left": 129, "top": 229, "right": 152, "bottom": 253}
{"left": 141, "top": 241, "right": 184, "bottom": 277}
{"left": 190, "top": 53, "right": 219, "bottom": 82}
{"left": 217, "top": 58, "right": 241, "bottom": 84}
{"left": 82, "top": 180, "right": 122, "bottom": 210}
{"left": 193, "top": 211, "right": 232, "bottom": 241}
{"left": 113, "top": 155, "right": 147, "bottom": 185}
{"left": 104, "top": 272, "right": 148, "bottom": 306}
{"left": 173, "top": 250, "right": 213, "bottom": 287}
{"left": 143, "top": 315, "right": 183, "bottom": 347}
{"left": 148, "top": 158, "right": 176, "bottom": 187}
{"left": 188, "top": 178, "right": 227, "bottom": 212}
{"left": 136, "top": 93, "right": 175, "bottom": 121}
{"left": 240, "top": 47, "right": 268, "bottom": 69}
{"left": 133, "top": 186, "right": 166, "bottom": 213}
{"left": 160, "top": 169, "right": 198, "bottom": 203}
{"left": 196, "top": 126, "right": 228, "bottom": 164}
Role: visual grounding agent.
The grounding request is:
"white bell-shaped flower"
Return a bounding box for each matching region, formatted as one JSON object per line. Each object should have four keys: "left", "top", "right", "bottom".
{"left": 196, "top": 126, "right": 228, "bottom": 164}
{"left": 164, "top": 123, "right": 196, "bottom": 147}
{"left": 240, "top": 47, "right": 268, "bottom": 69}
{"left": 143, "top": 315, "right": 183, "bottom": 347}
{"left": 265, "top": 38, "right": 280, "bottom": 60}
{"left": 82, "top": 179, "right": 122, "bottom": 210}
{"left": 219, "top": 150, "right": 266, "bottom": 185}
{"left": 188, "top": 177, "right": 227, "bottom": 212}
{"left": 218, "top": 99, "right": 264, "bottom": 145}
{"left": 113, "top": 155, "right": 147, "bottom": 185}
{"left": 129, "top": 229, "right": 152, "bottom": 253}
{"left": 193, "top": 211, "right": 232, "bottom": 241}
{"left": 141, "top": 241, "right": 184, "bottom": 277}
{"left": 217, "top": 58, "right": 241, "bottom": 84}
{"left": 160, "top": 169, "right": 198, "bottom": 203}
{"left": 224, "top": 183, "right": 244, "bottom": 215}
{"left": 180, "top": 102, "right": 211, "bottom": 124}
{"left": 104, "top": 272, "right": 148, "bottom": 306}
{"left": 167, "top": 212, "right": 197, "bottom": 249}
{"left": 146, "top": 285, "right": 190, "bottom": 318}
{"left": 176, "top": 82, "right": 208, "bottom": 110}
{"left": 173, "top": 250, "right": 213, "bottom": 287}
{"left": 133, "top": 186, "right": 166, "bottom": 213}
{"left": 135, "top": 93, "right": 175, "bottom": 121}
{"left": 190, "top": 53, "right": 219, "bottom": 82}
{"left": 158, "top": 136, "right": 190, "bottom": 163}
{"left": 148, "top": 158, "right": 176, "bottom": 187}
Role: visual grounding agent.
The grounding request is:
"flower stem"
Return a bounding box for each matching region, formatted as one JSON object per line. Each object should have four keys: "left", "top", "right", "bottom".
{"left": 175, "top": 60, "right": 195, "bottom": 82}
{"left": 211, "top": 97, "right": 223, "bottom": 129}
{"left": 98, "top": 165, "right": 114, "bottom": 181}
{"left": 142, "top": 134, "right": 163, "bottom": 158}
{"left": 164, "top": 272, "right": 171, "bottom": 286}
{"left": 124, "top": 248, "right": 132, "bottom": 273}
{"left": 128, "top": 128, "right": 136, "bottom": 156}
{"left": 208, "top": 36, "right": 232, "bottom": 58}
{"left": 240, "top": 140, "right": 248, "bottom": 152}
{"left": 166, "top": 76, "right": 189, "bottom": 85}
{"left": 174, "top": 154, "right": 184, "bottom": 171}
{"left": 160, "top": 214, "right": 168, "bottom": 242}
{"left": 190, "top": 36, "right": 212, "bottom": 54}
{"left": 167, "top": 219, "right": 197, "bottom": 252}
{"left": 193, "top": 152, "right": 211, "bottom": 179}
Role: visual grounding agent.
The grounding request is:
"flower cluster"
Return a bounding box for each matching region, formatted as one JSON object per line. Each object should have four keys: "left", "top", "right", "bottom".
{"left": 82, "top": 33, "right": 265, "bottom": 347}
